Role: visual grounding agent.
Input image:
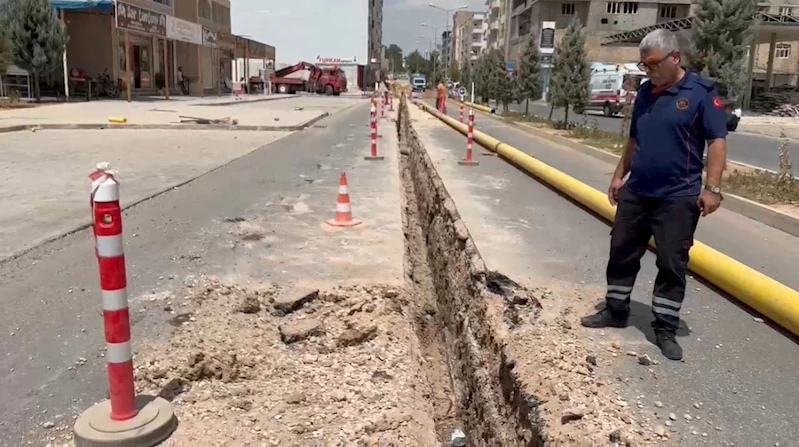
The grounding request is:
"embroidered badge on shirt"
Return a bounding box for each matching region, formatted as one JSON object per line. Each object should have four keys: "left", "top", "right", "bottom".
{"left": 712, "top": 97, "right": 724, "bottom": 108}
{"left": 676, "top": 98, "right": 689, "bottom": 110}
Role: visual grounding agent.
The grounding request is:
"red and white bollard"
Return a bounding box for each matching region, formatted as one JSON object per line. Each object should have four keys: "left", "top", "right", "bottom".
{"left": 74, "top": 164, "right": 177, "bottom": 446}
{"left": 459, "top": 103, "right": 464, "bottom": 123}
{"left": 381, "top": 96, "right": 386, "bottom": 120}
{"left": 459, "top": 109, "right": 479, "bottom": 166}
{"left": 365, "top": 104, "right": 384, "bottom": 161}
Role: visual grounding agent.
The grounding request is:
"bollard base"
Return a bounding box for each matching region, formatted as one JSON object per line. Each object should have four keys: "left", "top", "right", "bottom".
{"left": 364, "top": 155, "right": 385, "bottom": 161}
{"left": 458, "top": 159, "right": 480, "bottom": 166}
{"left": 326, "top": 218, "right": 362, "bottom": 227}
{"left": 74, "top": 395, "right": 177, "bottom": 447}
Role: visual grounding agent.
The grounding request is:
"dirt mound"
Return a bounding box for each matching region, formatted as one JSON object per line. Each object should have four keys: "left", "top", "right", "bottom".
{"left": 133, "top": 281, "right": 440, "bottom": 446}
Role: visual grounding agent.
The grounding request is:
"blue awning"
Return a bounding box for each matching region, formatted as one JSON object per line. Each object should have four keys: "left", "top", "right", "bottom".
{"left": 51, "top": 0, "right": 113, "bottom": 12}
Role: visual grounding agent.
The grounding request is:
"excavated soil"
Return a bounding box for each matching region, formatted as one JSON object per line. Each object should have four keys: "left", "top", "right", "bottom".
{"left": 396, "top": 96, "right": 654, "bottom": 446}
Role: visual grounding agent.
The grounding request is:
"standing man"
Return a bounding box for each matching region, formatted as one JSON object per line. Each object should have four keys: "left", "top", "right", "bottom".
{"left": 580, "top": 29, "right": 728, "bottom": 361}
{"left": 437, "top": 80, "right": 447, "bottom": 113}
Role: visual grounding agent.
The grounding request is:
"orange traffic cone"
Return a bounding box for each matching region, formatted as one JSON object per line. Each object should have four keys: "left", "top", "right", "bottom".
{"left": 326, "top": 172, "right": 362, "bottom": 227}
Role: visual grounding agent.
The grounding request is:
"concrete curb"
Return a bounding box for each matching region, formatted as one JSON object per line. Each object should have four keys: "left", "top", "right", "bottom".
{"left": 193, "top": 95, "right": 295, "bottom": 107}
{"left": 474, "top": 108, "right": 799, "bottom": 239}
{"left": 0, "top": 113, "right": 329, "bottom": 133}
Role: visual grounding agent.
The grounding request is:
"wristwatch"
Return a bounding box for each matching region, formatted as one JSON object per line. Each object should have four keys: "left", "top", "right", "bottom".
{"left": 705, "top": 184, "right": 722, "bottom": 194}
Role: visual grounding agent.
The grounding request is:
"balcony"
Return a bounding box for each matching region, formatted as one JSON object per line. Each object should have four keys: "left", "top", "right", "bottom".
{"left": 490, "top": 20, "right": 499, "bottom": 31}
{"left": 490, "top": 0, "right": 500, "bottom": 11}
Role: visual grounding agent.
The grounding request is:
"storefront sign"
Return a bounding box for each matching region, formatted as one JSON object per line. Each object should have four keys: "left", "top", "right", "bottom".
{"left": 116, "top": 1, "right": 167, "bottom": 37}
{"left": 317, "top": 56, "right": 358, "bottom": 65}
{"left": 203, "top": 28, "right": 218, "bottom": 47}
{"left": 167, "top": 16, "right": 201, "bottom": 45}
{"left": 540, "top": 21, "right": 555, "bottom": 52}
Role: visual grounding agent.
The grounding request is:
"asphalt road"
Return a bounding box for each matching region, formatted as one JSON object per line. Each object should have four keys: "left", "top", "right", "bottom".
{"left": 425, "top": 99, "right": 799, "bottom": 444}
{"left": 505, "top": 100, "right": 797, "bottom": 173}
{"left": 0, "top": 103, "right": 378, "bottom": 445}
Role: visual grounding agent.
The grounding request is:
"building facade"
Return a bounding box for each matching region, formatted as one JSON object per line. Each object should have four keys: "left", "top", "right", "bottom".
{"left": 453, "top": 11, "right": 486, "bottom": 65}
{"left": 441, "top": 30, "right": 452, "bottom": 74}
{"left": 59, "top": 0, "right": 272, "bottom": 98}
{"left": 367, "top": 0, "right": 384, "bottom": 86}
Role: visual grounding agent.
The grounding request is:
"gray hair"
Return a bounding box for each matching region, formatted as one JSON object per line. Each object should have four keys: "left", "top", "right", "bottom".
{"left": 639, "top": 29, "right": 679, "bottom": 54}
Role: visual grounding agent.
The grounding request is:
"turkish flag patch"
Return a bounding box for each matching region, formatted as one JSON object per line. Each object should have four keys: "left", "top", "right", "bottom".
{"left": 712, "top": 97, "right": 724, "bottom": 108}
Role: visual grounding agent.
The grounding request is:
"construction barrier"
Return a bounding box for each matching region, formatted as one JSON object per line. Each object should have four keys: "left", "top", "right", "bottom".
{"left": 414, "top": 98, "right": 799, "bottom": 338}
{"left": 365, "top": 104, "right": 384, "bottom": 161}
{"left": 458, "top": 109, "right": 478, "bottom": 167}
{"left": 74, "top": 164, "right": 177, "bottom": 446}
{"left": 326, "top": 171, "right": 362, "bottom": 227}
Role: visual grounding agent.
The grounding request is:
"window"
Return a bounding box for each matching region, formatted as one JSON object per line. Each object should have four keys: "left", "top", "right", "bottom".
{"left": 776, "top": 44, "right": 791, "bottom": 59}
{"left": 152, "top": 0, "right": 171, "bottom": 6}
{"left": 608, "top": 1, "right": 637, "bottom": 14}
{"left": 780, "top": 6, "right": 794, "bottom": 16}
{"left": 562, "top": 3, "right": 575, "bottom": 14}
{"left": 212, "top": 2, "right": 230, "bottom": 27}
{"left": 659, "top": 5, "right": 677, "bottom": 18}
{"left": 198, "top": 0, "right": 211, "bottom": 20}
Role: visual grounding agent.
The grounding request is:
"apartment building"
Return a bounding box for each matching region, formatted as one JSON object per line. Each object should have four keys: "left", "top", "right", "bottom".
{"left": 500, "top": 0, "right": 799, "bottom": 88}
{"left": 367, "top": 0, "right": 384, "bottom": 86}
{"left": 453, "top": 11, "right": 487, "bottom": 65}
{"left": 441, "top": 30, "right": 453, "bottom": 72}
{"left": 485, "top": 0, "right": 511, "bottom": 56}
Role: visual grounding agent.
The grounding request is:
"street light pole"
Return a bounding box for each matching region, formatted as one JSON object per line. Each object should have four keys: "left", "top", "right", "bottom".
{"left": 429, "top": 3, "right": 467, "bottom": 83}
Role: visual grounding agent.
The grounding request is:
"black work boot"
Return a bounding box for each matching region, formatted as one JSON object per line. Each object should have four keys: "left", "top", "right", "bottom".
{"left": 580, "top": 308, "right": 628, "bottom": 329}
{"left": 655, "top": 329, "right": 683, "bottom": 361}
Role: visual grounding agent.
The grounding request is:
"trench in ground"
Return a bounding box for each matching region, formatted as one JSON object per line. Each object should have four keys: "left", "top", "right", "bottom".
{"left": 396, "top": 96, "right": 544, "bottom": 446}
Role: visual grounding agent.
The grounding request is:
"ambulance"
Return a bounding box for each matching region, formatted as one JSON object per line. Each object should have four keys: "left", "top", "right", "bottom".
{"left": 578, "top": 62, "right": 647, "bottom": 117}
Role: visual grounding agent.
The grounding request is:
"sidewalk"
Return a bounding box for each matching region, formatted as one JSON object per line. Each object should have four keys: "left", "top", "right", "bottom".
{"left": 408, "top": 104, "right": 799, "bottom": 444}
{"left": 0, "top": 94, "right": 328, "bottom": 130}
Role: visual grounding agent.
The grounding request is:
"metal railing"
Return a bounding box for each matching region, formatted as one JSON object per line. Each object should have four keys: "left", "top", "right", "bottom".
{"left": 601, "top": 12, "right": 799, "bottom": 46}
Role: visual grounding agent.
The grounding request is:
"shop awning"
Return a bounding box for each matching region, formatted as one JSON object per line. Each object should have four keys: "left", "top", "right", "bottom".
{"left": 51, "top": 0, "right": 113, "bottom": 12}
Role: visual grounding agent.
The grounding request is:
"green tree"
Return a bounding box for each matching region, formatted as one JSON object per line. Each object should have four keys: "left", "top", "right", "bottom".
{"left": 497, "top": 55, "right": 516, "bottom": 111}
{"left": 518, "top": 33, "right": 542, "bottom": 115}
{"left": 460, "top": 59, "right": 473, "bottom": 98}
{"left": 385, "top": 44, "right": 404, "bottom": 74}
{"left": 448, "top": 62, "right": 461, "bottom": 83}
{"left": 4, "top": 0, "right": 67, "bottom": 101}
{"left": 405, "top": 50, "right": 428, "bottom": 75}
{"left": 549, "top": 18, "right": 590, "bottom": 124}
{"left": 474, "top": 49, "right": 504, "bottom": 107}
{"left": 692, "top": 0, "right": 758, "bottom": 104}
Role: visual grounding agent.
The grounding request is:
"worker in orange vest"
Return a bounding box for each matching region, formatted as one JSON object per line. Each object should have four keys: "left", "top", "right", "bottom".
{"left": 437, "top": 81, "right": 447, "bottom": 113}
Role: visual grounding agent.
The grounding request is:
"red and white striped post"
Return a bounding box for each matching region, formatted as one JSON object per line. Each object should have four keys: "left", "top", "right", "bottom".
{"left": 74, "top": 164, "right": 177, "bottom": 446}
{"left": 459, "top": 103, "right": 464, "bottom": 123}
{"left": 381, "top": 94, "right": 386, "bottom": 119}
{"left": 365, "top": 104, "right": 384, "bottom": 161}
{"left": 459, "top": 109, "right": 479, "bottom": 166}
{"left": 89, "top": 168, "right": 137, "bottom": 421}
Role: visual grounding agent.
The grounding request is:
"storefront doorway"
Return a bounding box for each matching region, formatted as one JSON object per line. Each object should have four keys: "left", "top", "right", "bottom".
{"left": 132, "top": 45, "right": 141, "bottom": 88}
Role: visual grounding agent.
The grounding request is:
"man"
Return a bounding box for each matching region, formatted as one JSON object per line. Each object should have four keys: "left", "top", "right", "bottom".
{"left": 437, "top": 81, "right": 447, "bottom": 113}
{"left": 177, "top": 67, "right": 187, "bottom": 95}
{"left": 580, "top": 29, "right": 728, "bottom": 361}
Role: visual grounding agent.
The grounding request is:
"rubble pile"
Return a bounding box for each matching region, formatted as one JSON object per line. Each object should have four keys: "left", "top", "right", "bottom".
{"left": 749, "top": 85, "right": 799, "bottom": 116}
{"left": 133, "top": 281, "right": 441, "bottom": 446}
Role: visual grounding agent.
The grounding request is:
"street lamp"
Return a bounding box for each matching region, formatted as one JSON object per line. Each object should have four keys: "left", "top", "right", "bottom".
{"left": 428, "top": 3, "right": 468, "bottom": 82}
{"left": 421, "top": 24, "right": 438, "bottom": 82}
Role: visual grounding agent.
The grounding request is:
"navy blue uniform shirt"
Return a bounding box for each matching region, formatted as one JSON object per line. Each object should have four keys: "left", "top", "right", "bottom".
{"left": 627, "top": 72, "right": 728, "bottom": 198}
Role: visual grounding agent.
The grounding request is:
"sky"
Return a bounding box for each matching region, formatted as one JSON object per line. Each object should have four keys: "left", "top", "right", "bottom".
{"left": 231, "top": 0, "right": 487, "bottom": 64}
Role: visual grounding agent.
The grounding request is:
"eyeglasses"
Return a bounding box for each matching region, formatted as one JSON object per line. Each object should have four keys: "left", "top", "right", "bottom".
{"left": 637, "top": 52, "right": 675, "bottom": 72}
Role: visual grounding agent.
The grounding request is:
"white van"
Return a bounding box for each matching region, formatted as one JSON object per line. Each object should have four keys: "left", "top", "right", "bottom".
{"left": 579, "top": 63, "right": 647, "bottom": 117}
